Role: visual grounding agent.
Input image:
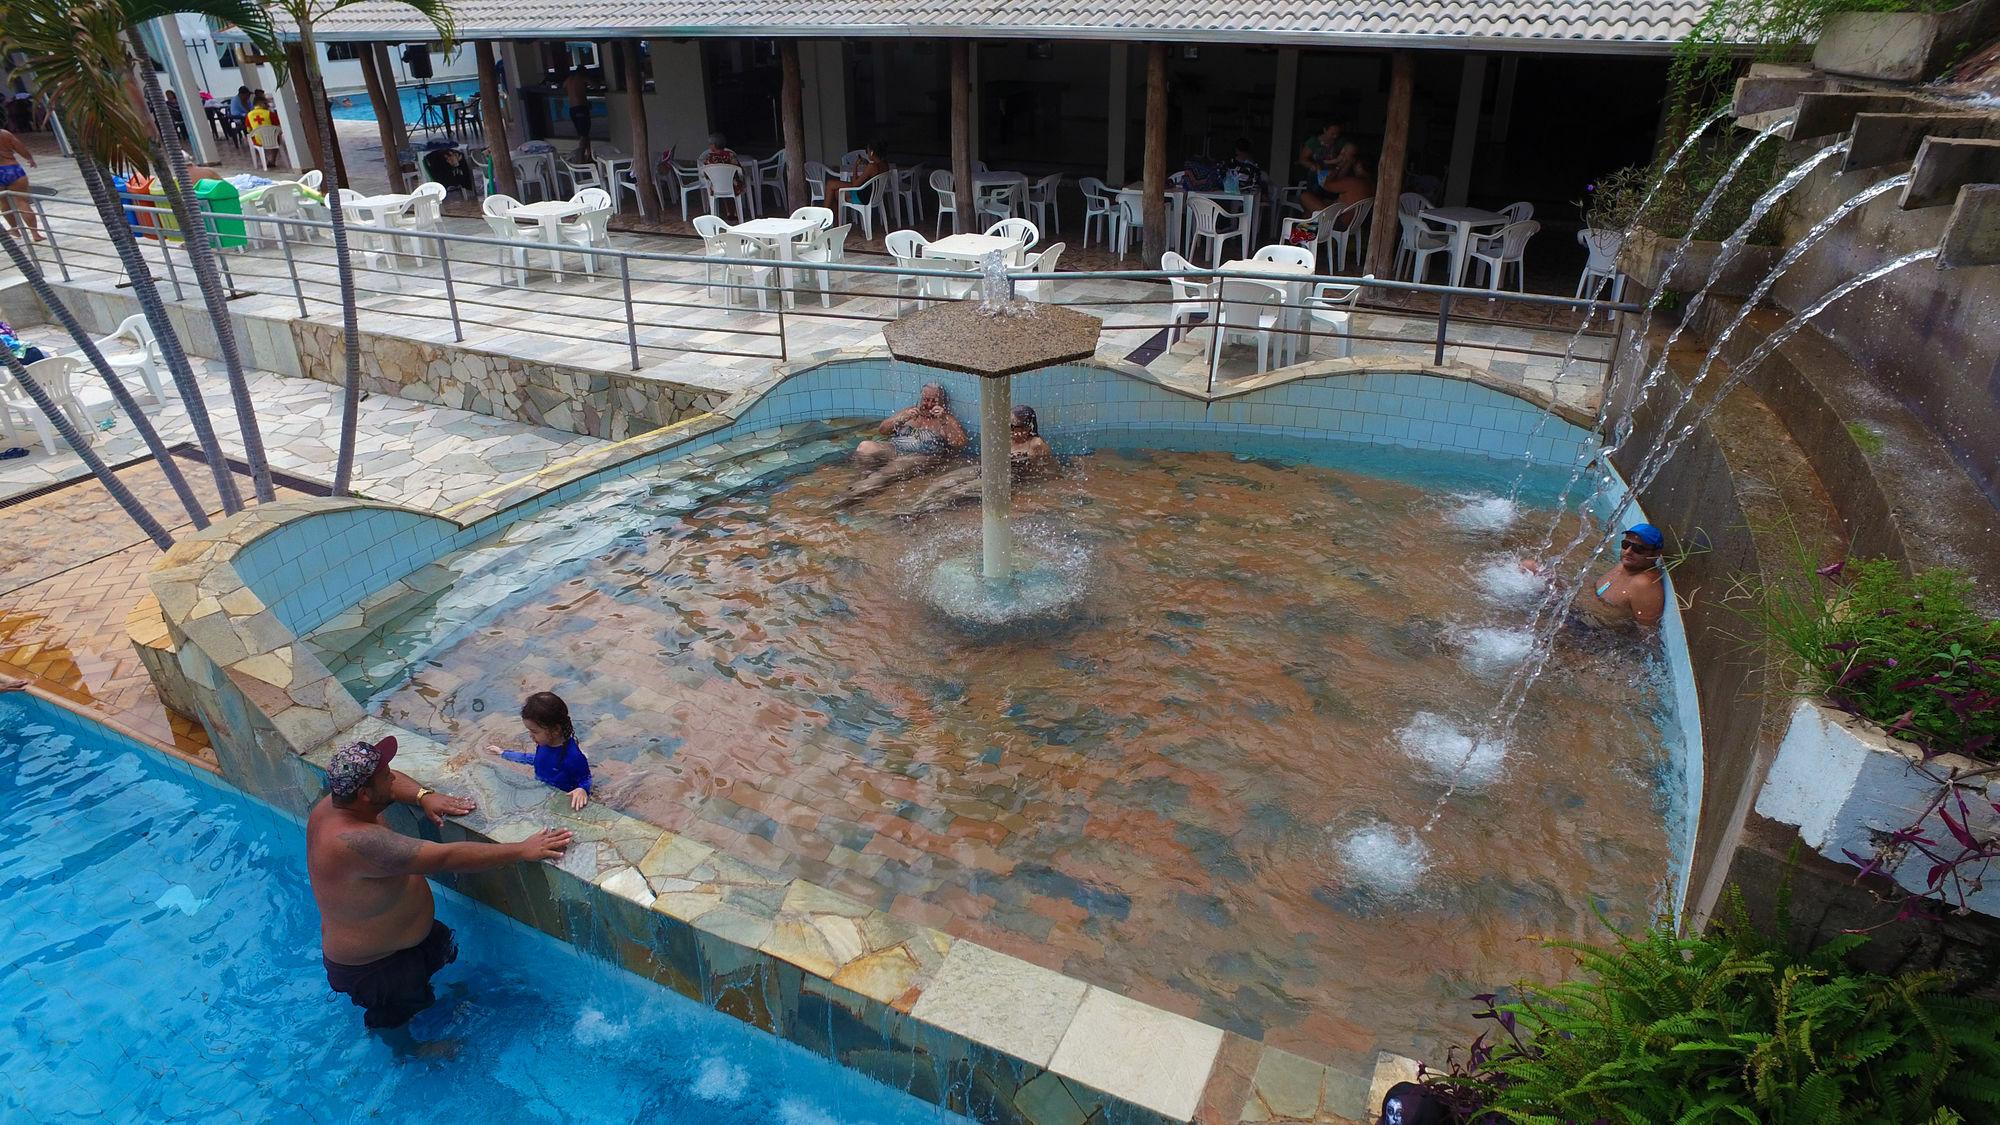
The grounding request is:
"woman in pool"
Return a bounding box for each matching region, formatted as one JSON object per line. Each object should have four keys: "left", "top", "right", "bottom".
{"left": 0, "top": 127, "right": 40, "bottom": 241}
{"left": 841, "top": 383, "right": 969, "bottom": 505}
{"left": 901, "top": 404, "right": 1054, "bottom": 516}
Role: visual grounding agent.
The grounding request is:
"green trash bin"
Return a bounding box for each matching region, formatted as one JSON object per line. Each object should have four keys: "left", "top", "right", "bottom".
{"left": 194, "top": 178, "right": 247, "bottom": 249}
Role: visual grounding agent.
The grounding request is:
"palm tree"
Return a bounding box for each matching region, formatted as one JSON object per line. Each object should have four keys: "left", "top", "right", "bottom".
{"left": 2, "top": 0, "right": 245, "bottom": 513}
{"left": 265, "top": 0, "right": 456, "bottom": 497}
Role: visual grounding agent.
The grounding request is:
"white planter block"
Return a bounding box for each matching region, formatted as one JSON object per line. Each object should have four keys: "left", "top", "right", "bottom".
{"left": 1758, "top": 699, "right": 1999, "bottom": 917}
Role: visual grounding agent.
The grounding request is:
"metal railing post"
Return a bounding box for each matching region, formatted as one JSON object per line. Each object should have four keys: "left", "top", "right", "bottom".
{"left": 275, "top": 217, "right": 308, "bottom": 317}
{"left": 775, "top": 275, "right": 789, "bottom": 363}
{"left": 208, "top": 207, "right": 238, "bottom": 296}
{"left": 1205, "top": 273, "right": 1224, "bottom": 395}
{"left": 619, "top": 252, "right": 640, "bottom": 370}
{"left": 436, "top": 232, "right": 465, "bottom": 342}
{"left": 158, "top": 216, "right": 186, "bottom": 301}
{"left": 1434, "top": 291, "right": 1452, "bottom": 366}
{"left": 32, "top": 196, "right": 69, "bottom": 281}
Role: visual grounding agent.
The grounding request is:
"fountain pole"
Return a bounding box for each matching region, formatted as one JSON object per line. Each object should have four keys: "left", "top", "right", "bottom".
{"left": 978, "top": 376, "right": 1014, "bottom": 581}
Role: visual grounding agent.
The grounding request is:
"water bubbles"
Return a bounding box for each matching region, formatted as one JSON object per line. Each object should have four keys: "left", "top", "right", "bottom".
{"left": 1333, "top": 820, "right": 1430, "bottom": 896}
{"left": 1456, "top": 626, "right": 1534, "bottom": 674}
{"left": 571, "top": 1006, "right": 631, "bottom": 1045}
{"left": 1398, "top": 712, "right": 1508, "bottom": 787}
{"left": 1475, "top": 556, "right": 1546, "bottom": 606}
{"left": 691, "top": 1056, "right": 749, "bottom": 1102}
{"left": 1446, "top": 493, "right": 1520, "bottom": 532}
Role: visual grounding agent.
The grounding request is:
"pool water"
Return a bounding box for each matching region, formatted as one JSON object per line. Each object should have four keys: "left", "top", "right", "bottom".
{"left": 0, "top": 696, "right": 965, "bottom": 1125}
{"left": 330, "top": 79, "right": 480, "bottom": 125}
{"left": 346, "top": 424, "right": 1687, "bottom": 1067}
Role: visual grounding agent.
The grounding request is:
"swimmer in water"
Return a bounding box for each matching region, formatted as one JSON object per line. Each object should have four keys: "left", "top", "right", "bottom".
{"left": 841, "top": 383, "right": 968, "bottom": 505}
{"left": 1526, "top": 523, "right": 1666, "bottom": 630}
{"left": 900, "top": 404, "right": 1055, "bottom": 516}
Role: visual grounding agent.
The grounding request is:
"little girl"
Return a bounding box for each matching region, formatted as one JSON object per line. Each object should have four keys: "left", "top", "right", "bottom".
{"left": 486, "top": 691, "right": 593, "bottom": 810}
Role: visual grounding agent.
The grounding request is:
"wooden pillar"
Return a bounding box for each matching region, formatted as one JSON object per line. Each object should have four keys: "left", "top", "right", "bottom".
{"left": 781, "top": 40, "right": 807, "bottom": 210}
{"left": 356, "top": 42, "right": 402, "bottom": 191}
{"left": 1366, "top": 51, "right": 1415, "bottom": 280}
{"left": 621, "top": 39, "right": 656, "bottom": 219}
{"left": 285, "top": 41, "right": 343, "bottom": 182}
{"left": 1140, "top": 42, "right": 1168, "bottom": 268}
{"left": 950, "top": 40, "right": 974, "bottom": 234}
{"left": 372, "top": 44, "right": 409, "bottom": 151}
{"left": 476, "top": 41, "right": 514, "bottom": 197}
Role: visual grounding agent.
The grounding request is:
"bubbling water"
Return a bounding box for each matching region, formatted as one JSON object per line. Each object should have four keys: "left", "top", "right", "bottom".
{"left": 1398, "top": 712, "right": 1508, "bottom": 787}
{"left": 1456, "top": 626, "right": 1535, "bottom": 674}
{"left": 898, "top": 519, "right": 1094, "bottom": 636}
{"left": 1334, "top": 820, "right": 1430, "bottom": 896}
{"left": 1475, "top": 556, "right": 1547, "bottom": 606}
{"left": 1447, "top": 493, "right": 1521, "bottom": 532}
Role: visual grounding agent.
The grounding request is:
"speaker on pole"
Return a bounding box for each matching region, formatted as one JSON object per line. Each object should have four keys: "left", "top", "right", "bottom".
{"left": 401, "top": 44, "right": 434, "bottom": 80}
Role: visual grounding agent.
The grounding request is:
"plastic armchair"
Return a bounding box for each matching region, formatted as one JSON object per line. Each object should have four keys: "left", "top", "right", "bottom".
{"left": 753, "top": 151, "right": 788, "bottom": 215}
{"left": 1303, "top": 279, "right": 1363, "bottom": 359}
{"left": 1499, "top": 201, "right": 1534, "bottom": 224}
{"left": 1280, "top": 203, "right": 1339, "bottom": 272}
{"left": 713, "top": 230, "right": 777, "bottom": 311}
{"left": 248, "top": 125, "right": 283, "bottom": 171}
{"left": 789, "top": 205, "right": 835, "bottom": 234}
{"left": 1396, "top": 212, "right": 1452, "bottom": 283}
{"left": 392, "top": 181, "right": 446, "bottom": 256}
{"left": 884, "top": 228, "right": 931, "bottom": 312}
{"left": 258, "top": 181, "right": 315, "bottom": 244}
{"left": 1112, "top": 190, "right": 1144, "bottom": 259}
{"left": 804, "top": 161, "right": 830, "bottom": 206}
{"left": 561, "top": 156, "right": 602, "bottom": 193}
{"left": 795, "top": 223, "right": 851, "bottom": 307}
{"left": 672, "top": 161, "right": 708, "bottom": 220}
{"left": 702, "top": 163, "right": 751, "bottom": 220}
{"left": 1468, "top": 220, "right": 1539, "bottom": 292}
{"left": 89, "top": 313, "right": 165, "bottom": 403}
{"left": 1077, "top": 177, "right": 1113, "bottom": 248}
{"left": 975, "top": 181, "right": 1016, "bottom": 225}
{"left": 1398, "top": 191, "right": 1434, "bottom": 216}
{"left": 481, "top": 194, "right": 544, "bottom": 284}
{"left": 1208, "top": 277, "right": 1288, "bottom": 375}
{"left": 984, "top": 217, "right": 1040, "bottom": 257}
{"left": 837, "top": 173, "right": 890, "bottom": 241}
{"left": 558, "top": 188, "right": 614, "bottom": 275}
{"left": 929, "top": 169, "right": 958, "bottom": 236}
{"left": 1009, "top": 241, "right": 1065, "bottom": 302}
{"left": 1325, "top": 198, "right": 1373, "bottom": 273}
{"left": 1186, "top": 195, "right": 1250, "bottom": 267}
{"left": 1160, "top": 249, "right": 1215, "bottom": 345}
{"left": 693, "top": 213, "right": 733, "bottom": 296}
{"left": 1025, "top": 173, "right": 1063, "bottom": 237}
{"left": 889, "top": 165, "right": 924, "bottom": 227}
{"left": 2, "top": 356, "right": 101, "bottom": 455}
{"left": 1252, "top": 244, "right": 1316, "bottom": 270}
{"left": 299, "top": 169, "right": 323, "bottom": 192}
{"left": 1576, "top": 228, "right": 1625, "bottom": 301}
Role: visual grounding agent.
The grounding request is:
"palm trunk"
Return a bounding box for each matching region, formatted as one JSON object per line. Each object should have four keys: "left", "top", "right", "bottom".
{"left": 0, "top": 226, "right": 209, "bottom": 528}
{"left": 2, "top": 349, "right": 173, "bottom": 550}
{"left": 72, "top": 154, "right": 243, "bottom": 512}
{"left": 296, "top": 20, "right": 363, "bottom": 498}
{"left": 128, "top": 31, "right": 275, "bottom": 503}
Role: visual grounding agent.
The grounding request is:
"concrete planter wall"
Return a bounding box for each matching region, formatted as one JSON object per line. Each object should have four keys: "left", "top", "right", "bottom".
{"left": 1814, "top": 0, "right": 2000, "bottom": 82}
{"left": 1615, "top": 227, "right": 1783, "bottom": 299}
{"left": 1757, "top": 699, "right": 1999, "bottom": 918}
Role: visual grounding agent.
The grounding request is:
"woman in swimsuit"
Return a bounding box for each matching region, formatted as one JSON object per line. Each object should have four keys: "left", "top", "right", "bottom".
{"left": 901, "top": 404, "right": 1055, "bottom": 516}
{"left": 843, "top": 382, "right": 969, "bottom": 505}
{"left": 0, "top": 128, "right": 40, "bottom": 242}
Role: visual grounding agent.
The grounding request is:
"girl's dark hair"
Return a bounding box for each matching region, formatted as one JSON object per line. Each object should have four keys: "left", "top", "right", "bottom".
{"left": 1011, "top": 404, "right": 1038, "bottom": 436}
{"left": 521, "top": 691, "right": 575, "bottom": 743}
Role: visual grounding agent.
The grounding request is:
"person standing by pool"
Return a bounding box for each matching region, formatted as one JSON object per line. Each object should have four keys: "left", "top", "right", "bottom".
{"left": 485, "top": 691, "right": 593, "bottom": 811}
{"left": 563, "top": 66, "right": 592, "bottom": 160}
{"left": 307, "top": 736, "right": 572, "bottom": 1030}
{"left": 0, "top": 127, "right": 40, "bottom": 241}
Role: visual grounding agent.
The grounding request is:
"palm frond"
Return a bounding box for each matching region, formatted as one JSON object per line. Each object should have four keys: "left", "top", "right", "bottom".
{"left": 316, "top": 0, "right": 454, "bottom": 49}
{"left": 0, "top": 0, "right": 151, "bottom": 168}
{"left": 117, "top": 0, "right": 284, "bottom": 62}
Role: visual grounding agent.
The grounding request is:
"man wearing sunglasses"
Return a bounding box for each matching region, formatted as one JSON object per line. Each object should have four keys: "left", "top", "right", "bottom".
{"left": 1572, "top": 522, "right": 1668, "bottom": 629}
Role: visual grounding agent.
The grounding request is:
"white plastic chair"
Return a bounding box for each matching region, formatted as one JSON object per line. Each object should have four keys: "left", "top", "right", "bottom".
{"left": 795, "top": 223, "right": 850, "bottom": 307}
{"left": 1078, "top": 177, "right": 1113, "bottom": 248}
{"left": 1112, "top": 189, "right": 1144, "bottom": 259}
{"left": 248, "top": 124, "right": 283, "bottom": 171}
{"left": 1208, "top": 277, "right": 1288, "bottom": 374}
{"left": 1252, "top": 244, "right": 1316, "bottom": 269}
{"left": 1499, "top": 201, "right": 1535, "bottom": 224}
{"left": 89, "top": 314, "right": 165, "bottom": 403}
{"left": 1396, "top": 212, "right": 1452, "bottom": 283}
{"left": 672, "top": 161, "right": 708, "bottom": 220}
{"left": 702, "top": 163, "right": 751, "bottom": 220}
{"left": 558, "top": 187, "right": 614, "bottom": 274}
{"left": 929, "top": 169, "right": 958, "bottom": 236}
{"left": 392, "top": 181, "right": 445, "bottom": 257}
{"left": 885, "top": 228, "right": 931, "bottom": 312}
{"left": 2, "top": 356, "right": 102, "bottom": 454}
{"left": 1160, "top": 249, "right": 1214, "bottom": 345}
{"left": 1468, "top": 220, "right": 1539, "bottom": 292}
{"left": 299, "top": 169, "right": 324, "bottom": 192}
{"left": 753, "top": 151, "right": 788, "bottom": 216}
{"left": 1187, "top": 195, "right": 1251, "bottom": 267}
{"left": 836, "top": 173, "right": 890, "bottom": 241}
{"left": 984, "top": 217, "right": 1040, "bottom": 256}
{"left": 1576, "top": 229, "right": 1625, "bottom": 301}
{"left": 258, "top": 181, "right": 316, "bottom": 244}
{"left": 1025, "top": 173, "right": 1063, "bottom": 236}
{"left": 693, "top": 213, "right": 733, "bottom": 296}
{"left": 1303, "top": 279, "right": 1363, "bottom": 359}
{"left": 1009, "top": 241, "right": 1064, "bottom": 302}
{"left": 561, "top": 156, "right": 602, "bottom": 193}
{"left": 804, "top": 161, "right": 830, "bottom": 206}
{"left": 1326, "top": 198, "right": 1373, "bottom": 273}
{"left": 889, "top": 165, "right": 924, "bottom": 228}
{"left": 1399, "top": 191, "right": 1434, "bottom": 216}
{"left": 482, "top": 193, "right": 548, "bottom": 284}
{"left": 713, "top": 230, "right": 776, "bottom": 310}
{"left": 789, "top": 206, "right": 835, "bottom": 238}
{"left": 975, "top": 180, "right": 1017, "bottom": 225}
{"left": 1280, "top": 204, "right": 1339, "bottom": 273}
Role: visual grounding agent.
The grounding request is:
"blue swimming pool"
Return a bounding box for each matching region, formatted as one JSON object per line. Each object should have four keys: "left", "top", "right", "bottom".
{"left": 0, "top": 696, "right": 965, "bottom": 1124}
{"left": 330, "top": 79, "right": 480, "bottom": 125}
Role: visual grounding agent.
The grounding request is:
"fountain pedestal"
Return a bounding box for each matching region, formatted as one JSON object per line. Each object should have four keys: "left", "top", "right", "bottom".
{"left": 978, "top": 376, "right": 1014, "bottom": 581}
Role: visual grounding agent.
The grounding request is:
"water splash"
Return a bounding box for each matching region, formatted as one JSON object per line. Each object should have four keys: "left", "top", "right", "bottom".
{"left": 1475, "top": 556, "right": 1547, "bottom": 605}
{"left": 1334, "top": 821, "right": 1430, "bottom": 895}
{"left": 1399, "top": 712, "right": 1508, "bottom": 786}
{"left": 976, "top": 249, "right": 1033, "bottom": 317}
{"left": 692, "top": 1057, "right": 751, "bottom": 1102}
{"left": 571, "top": 1006, "right": 632, "bottom": 1045}
{"left": 1456, "top": 626, "right": 1535, "bottom": 675}
{"left": 1446, "top": 493, "right": 1521, "bottom": 532}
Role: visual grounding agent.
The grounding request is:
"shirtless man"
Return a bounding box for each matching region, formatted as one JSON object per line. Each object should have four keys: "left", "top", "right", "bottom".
{"left": 307, "top": 736, "right": 571, "bottom": 1031}
{"left": 1570, "top": 523, "right": 1667, "bottom": 629}
{"left": 563, "top": 67, "right": 592, "bottom": 160}
{"left": 842, "top": 383, "right": 969, "bottom": 505}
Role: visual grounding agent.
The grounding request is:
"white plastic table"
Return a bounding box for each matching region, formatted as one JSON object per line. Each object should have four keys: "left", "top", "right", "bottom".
{"left": 594, "top": 150, "right": 632, "bottom": 198}
{"left": 925, "top": 232, "right": 1027, "bottom": 265}
{"left": 730, "top": 216, "right": 820, "bottom": 308}
{"left": 1420, "top": 206, "right": 1507, "bottom": 288}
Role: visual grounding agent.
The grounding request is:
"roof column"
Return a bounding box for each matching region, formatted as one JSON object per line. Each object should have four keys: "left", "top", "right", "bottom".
{"left": 1140, "top": 42, "right": 1167, "bottom": 269}
{"left": 1105, "top": 45, "right": 1128, "bottom": 188}
{"left": 1269, "top": 48, "right": 1299, "bottom": 201}
{"left": 1365, "top": 50, "right": 1415, "bottom": 280}
{"left": 621, "top": 40, "right": 655, "bottom": 220}
{"left": 950, "top": 40, "right": 974, "bottom": 233}
{"left": 356, "top": 41, "right": 404, "bottom": 191}
{"left": 1443, "top": 54, "right": 1487, "bottom": 207}
{"left": 781, "top": 41, "right": 807, "bottom": 211}
{"left": 152, "top": 18, "right": 219, "bottom": 163}
{"left": 370, "top": 45, "right": 409, "bottom": 172}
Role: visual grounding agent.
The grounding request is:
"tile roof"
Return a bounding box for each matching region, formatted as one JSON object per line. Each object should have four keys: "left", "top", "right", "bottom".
{"left": 307, "top": 0, "right": 1708, "bottom": 51}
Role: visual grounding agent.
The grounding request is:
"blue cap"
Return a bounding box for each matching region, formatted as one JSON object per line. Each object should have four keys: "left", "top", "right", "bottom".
{"left": 1625, "top": 523, "right": 1664, "bottom": 549}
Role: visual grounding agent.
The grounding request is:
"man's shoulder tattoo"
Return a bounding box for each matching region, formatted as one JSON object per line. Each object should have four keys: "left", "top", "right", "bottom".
{"left": 338, "top": 825, "right": 422, "bottom": 871}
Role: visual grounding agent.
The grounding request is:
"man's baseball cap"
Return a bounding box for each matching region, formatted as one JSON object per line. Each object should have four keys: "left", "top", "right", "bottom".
{"left": 326, "top": 736, "right": 397, "bottom": 800}
{"left": 1625, "top": 522, "right": 1664, "bottom": 550}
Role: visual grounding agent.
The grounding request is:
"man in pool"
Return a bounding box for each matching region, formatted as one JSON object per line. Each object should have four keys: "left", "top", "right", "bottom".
{"left": 307, "top": 736, "right": 572, "bottom": 1031}
{"left": 1569, "top": 522, "right": 1667, "bottom": 629}
{"left": 841, "top": 382, "right": 969, "bottom": 505}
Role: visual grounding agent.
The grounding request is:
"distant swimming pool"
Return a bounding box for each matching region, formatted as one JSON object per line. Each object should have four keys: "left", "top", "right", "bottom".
{"left": 0, "top": 696, "right": 965, "bottom": 1124}
{"left": 330, "top": 79, "right": 479, "bottom": 124}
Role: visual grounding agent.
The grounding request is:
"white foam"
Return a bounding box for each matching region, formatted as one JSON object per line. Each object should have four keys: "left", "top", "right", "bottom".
{"left": 571, "top": 1006, "right": 630, "bottom": 1045}
{"left": 1475, "top": 557, "right": 1547, "bottom": 605}
{"left": 1397, "top": 712, "right": 1507, "bottom": 787}
{"left": 775, "top": 1099, "right": 844, "bottom": 1125}
{"left": 1334, "top": 821, "right": 1429, "bottom": 895}
{"left": 691, "top": 1057, "right": 750, "bottom": 1102}
{"left": 1447, "top": 493, "right": 1521, "bottom": 532}
{"left": 1459, "top": 627, "right": 1534, "bottom": 674}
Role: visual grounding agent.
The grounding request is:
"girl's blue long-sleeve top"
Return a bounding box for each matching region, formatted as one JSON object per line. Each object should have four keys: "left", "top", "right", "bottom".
{"left": 501, "top": 737, "right": 592, "bottom": 793}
